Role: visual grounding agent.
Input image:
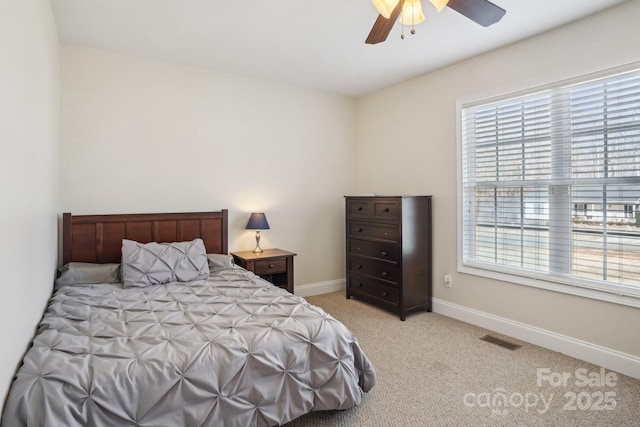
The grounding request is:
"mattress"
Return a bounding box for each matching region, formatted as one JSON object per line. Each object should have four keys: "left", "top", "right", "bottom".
{"left": 1, "top": 268, "right": 375, "bottom": 426}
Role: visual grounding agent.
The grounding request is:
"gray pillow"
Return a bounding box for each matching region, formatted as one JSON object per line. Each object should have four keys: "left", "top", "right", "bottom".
{"left": 207, "top": 253, "right": 235, "bottom": 272}
{"left": 121, "top": 239, "right": 210, "bottom": 288}
{"left": 55, "top": 262, "right": 121, "bottom": 289}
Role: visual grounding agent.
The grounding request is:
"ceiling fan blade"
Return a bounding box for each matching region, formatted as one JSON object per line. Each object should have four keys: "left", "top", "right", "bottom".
{"left": 365, "top": 1, "right": 403, "bottom": 45}
{"left": 446, "top": 0, "right": 506, "bottom": 27}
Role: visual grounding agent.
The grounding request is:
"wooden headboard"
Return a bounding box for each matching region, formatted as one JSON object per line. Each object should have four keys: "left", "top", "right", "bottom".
{"left": 62, "top": 210, "right": 228, "bottom": 265}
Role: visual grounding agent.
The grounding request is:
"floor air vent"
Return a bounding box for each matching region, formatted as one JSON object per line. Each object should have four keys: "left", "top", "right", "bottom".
{"left": 480, "top": 334, "right": 521, "bottom": 351}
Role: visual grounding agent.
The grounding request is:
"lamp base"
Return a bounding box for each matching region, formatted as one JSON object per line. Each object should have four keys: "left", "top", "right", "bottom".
{"left": 253, "top": 230, "right": 263, "bottom": 253}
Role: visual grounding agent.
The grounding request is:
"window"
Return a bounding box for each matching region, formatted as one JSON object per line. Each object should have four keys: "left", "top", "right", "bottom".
{"left": 460, "top": 65, "right": 640, "bottom": 304}
{"left": 574, "top": 203, "right": 588, "bottom": 216}
{"left": 624, "top": 204, "right": 634, "bottom": 218}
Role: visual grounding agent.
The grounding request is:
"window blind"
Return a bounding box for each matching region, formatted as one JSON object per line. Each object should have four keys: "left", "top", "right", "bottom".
{"left": 461, "top": 66, "right": 640, "bottom": 299}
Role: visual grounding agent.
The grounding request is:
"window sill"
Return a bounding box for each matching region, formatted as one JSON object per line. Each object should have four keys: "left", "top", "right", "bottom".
{"left": 458, "top": 262, "right": 640, "bottom": 309}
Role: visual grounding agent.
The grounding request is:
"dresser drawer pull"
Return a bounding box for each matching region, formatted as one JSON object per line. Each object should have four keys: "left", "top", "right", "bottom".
{"left": 357, "top": 207, "right": 363, "bottom": 211}
{"left": 269, "top": 264, "right": 275, "bottom": 269}
{"left": 381, "top": 251, "right": 388, "bottom": 256}
{"left": 382, "top": 291, "right": 389, "bottom": 297}
{"left": 381, "top": 271, "right": 388, "bottom": 277}
{"left": 383, "top": 208, "right": 389, "bottom": 212}
{"left": 357, "top": 282, "right": 363, "bottom": 288}
{"left": 356, "top": 228, "right": 363, "bottom": 232}
{"left": 356, "top": 265, "right": 363, "bottom": 270}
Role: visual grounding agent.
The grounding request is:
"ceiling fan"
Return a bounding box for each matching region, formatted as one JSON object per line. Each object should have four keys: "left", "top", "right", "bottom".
{"left": 366, "top": 0, "right": 506, "bottom": 44}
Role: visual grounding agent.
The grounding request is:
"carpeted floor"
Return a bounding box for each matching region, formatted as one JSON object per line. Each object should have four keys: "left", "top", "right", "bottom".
{"left": 283, "top": 292, "right": 640, "bottom": 426}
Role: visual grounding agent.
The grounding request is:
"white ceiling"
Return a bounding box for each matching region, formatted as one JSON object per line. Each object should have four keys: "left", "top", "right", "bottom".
{"left": 51, "top": 0, "right": 628, "bottom": 97}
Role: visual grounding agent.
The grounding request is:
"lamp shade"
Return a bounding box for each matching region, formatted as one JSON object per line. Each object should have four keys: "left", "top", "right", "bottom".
{"left": 429, "top": 0, "right": 449, "bottom": 12}
{"left": 399, "top": 0, "right": 425, "bottom": 25}
{"left": 372, "top": 0, "right": 399, "bottom": 19}
{"left": 246, "top": 213, "right": 270, "bottom": 230}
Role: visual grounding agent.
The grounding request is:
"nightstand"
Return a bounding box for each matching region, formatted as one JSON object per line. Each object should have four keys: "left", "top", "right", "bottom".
{"left": 231, "top": 249, "right": 297, "bottom": 293}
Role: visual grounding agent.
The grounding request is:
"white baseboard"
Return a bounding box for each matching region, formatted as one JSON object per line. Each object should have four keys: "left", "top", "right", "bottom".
{"left": 295, "top": 279, "right": 345, "bottom": 298}
{"left": 433, "top": 298, "right": 640, "bottom": 380}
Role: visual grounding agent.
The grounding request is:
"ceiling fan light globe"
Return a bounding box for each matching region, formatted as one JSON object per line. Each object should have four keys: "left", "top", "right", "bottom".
{"left": 399, "top": 0, "right": 426, "bottom": 25}
{"left": 372, "top": 0, "right": 400, "bottom": 19}
{"left": 429, "top": 0, "right": 449, "bottom": 13}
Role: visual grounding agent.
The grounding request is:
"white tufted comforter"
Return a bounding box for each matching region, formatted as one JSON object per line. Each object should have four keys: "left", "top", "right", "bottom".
{"left": 1, "top": 268, "right": 375, "bottom": 427}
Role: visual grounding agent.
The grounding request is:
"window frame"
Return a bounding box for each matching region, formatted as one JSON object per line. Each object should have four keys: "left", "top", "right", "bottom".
{"left": 456, "top": 62, "right": 640, "bottom": 309}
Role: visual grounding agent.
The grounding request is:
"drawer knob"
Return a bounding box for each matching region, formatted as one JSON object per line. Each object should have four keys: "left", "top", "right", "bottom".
{"left": 269, "top": 264, "right": 275, "bottom": 269}
{"left": 383, "top": 208, "right": 389, "bottom": 212}
{"left": 383, "top": 292, "right": 389, "bottom": 297}
{"left": 356, "top": 265, "right": 363, "bottom": 270}
{"left": 381, "top": 271, "right": 388, "bottom": 277}
{"left": 357, "top": 207, "right": 363, "bottom": 211}
{"left": 357, "top": 282, "right": 363, "bottom": 288}
{"left": 356, "top": 228, "right": 363, "bottom": 232}
{"left": 381, "top": 251, "right": 388, "bottom": 256}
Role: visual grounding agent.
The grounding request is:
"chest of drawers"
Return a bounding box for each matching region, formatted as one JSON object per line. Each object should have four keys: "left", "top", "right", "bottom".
{"left": 345, "top": 196, "right": 432, "bottom": 320}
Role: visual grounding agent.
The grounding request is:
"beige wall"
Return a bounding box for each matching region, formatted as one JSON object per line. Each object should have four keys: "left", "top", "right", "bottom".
{"left": 60, "top": 45, "right": 358, "bottom": 286}
{"left": 357, "top": 1, "right": 640, "bottom": 357}
{"left": 0, "top": 0, "right": 60, "bottom": 405}
{"left": 3, "top": 1, "right": 638, "bottom": 407}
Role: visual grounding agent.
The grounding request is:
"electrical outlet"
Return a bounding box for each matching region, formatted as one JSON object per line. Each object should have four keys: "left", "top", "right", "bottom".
{"left": 443, "top": 273, "right": 452, "bottom": 288}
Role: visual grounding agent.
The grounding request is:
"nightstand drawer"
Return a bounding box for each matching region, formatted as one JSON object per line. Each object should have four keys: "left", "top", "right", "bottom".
{"left": 231, "top": 249, "right": 296, "bottom": 294}
{"left": 254, "top": 258, "right": 287, "bottom": 275}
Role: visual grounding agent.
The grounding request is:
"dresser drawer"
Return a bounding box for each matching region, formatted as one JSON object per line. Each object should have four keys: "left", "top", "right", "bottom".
{"left": 347, "top": 200, "right": 370, "bottom": 218}
{"left": 348, "top": 257, "right": 400, "bottom": 284}
{"left": 346, "top": 198, "right": 399, "bottom": 222}
{"left": 372, "top": 200, "right": 399, "bottom": 220}
{"left": 253, "top": 258, "right": 287, "bottom": 275}
{"left": 347, "top": 222, "right": 398, "bottom": 242}
{"left": 347, "top": 239, "right": 399, "bottom": 263}
{"left": 348, "top": 276, "right": 398, "bottom": 306}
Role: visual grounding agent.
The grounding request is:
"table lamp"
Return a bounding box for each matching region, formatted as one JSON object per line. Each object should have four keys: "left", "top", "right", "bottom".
{"left": 246, "top": 212, "right": 270, "bottom": 253}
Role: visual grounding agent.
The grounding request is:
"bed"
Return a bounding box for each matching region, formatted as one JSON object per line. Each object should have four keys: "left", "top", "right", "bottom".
{"left": 1, "top": 210, "right": 376, "bottom": 427}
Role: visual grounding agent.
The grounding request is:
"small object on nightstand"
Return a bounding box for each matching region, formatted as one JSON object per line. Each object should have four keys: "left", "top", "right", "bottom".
{"left": 245, "top": 213, "right": 270, "bottom": 254}
{"left": 231, "top": 248, "right": 297, "bottom": 294}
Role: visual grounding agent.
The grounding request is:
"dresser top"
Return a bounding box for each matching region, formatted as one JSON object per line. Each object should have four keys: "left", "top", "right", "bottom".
{"left": 344, "top": 195, "right": 432, "bottom": 198}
